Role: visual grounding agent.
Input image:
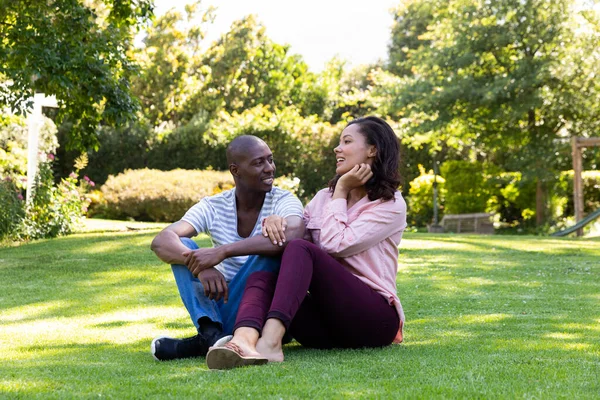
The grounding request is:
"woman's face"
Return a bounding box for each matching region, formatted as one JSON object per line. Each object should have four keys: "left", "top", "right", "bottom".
{"left": 333, "top": 124, "right": 376, "bottom": 175}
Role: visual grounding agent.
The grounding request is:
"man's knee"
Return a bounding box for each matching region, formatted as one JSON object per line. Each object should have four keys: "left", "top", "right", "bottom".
{"left": 243, "top": 255, "right": 281, "bottom": 274}
{"left": 179, "top": 237, "right": 199, "bottom": 250}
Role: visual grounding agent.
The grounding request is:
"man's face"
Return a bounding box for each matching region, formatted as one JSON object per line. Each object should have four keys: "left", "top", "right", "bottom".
{"left": 234, "top": 142, "right": 276, "bottom": 192}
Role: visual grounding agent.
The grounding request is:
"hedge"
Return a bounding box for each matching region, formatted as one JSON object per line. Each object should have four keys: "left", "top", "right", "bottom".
{"left": 440, "top": 160, "right": 489, "bottom": 214}
{"left": 94, "top": 169, "right": 235, "bottom": 222}
{"left": 407, "top": 165, "right": 446, "bottom": 227}
{"left": 92, "top": 169, "right": 303, "bottom": 222}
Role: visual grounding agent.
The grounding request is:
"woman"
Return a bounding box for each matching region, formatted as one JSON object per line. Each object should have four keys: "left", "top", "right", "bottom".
{"left": 206, "top": 116, "right": 407, "bottom": 369}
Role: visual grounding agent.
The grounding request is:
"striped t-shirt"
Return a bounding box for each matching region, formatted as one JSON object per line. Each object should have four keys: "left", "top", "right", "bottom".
{"left": 181, "top": 187, "right": 304, "bottom": 281}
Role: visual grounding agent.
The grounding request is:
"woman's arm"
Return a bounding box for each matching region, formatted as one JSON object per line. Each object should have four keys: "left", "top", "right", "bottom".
{"left": 319, "top": 198, "right": 405, "bottom": 257}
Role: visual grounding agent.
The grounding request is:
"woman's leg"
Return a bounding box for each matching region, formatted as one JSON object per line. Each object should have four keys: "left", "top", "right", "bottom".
{"left": 215, "top": 271, "right": 278, "bottom": 360}
{"left": 266, "top": 239, "right": 400, "bottom": 349}
{"left": 286, "top": 295, "right": 335, "bottom": 349}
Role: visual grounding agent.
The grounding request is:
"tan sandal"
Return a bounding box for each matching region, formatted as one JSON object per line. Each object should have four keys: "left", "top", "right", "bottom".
{"left": 206, "top": 341, "right": 268, "bottom": 370}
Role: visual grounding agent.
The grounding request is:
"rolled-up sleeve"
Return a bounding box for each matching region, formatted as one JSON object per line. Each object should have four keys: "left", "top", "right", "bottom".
{"left": 319, "top": 198, "right": 406, "bottom": 257}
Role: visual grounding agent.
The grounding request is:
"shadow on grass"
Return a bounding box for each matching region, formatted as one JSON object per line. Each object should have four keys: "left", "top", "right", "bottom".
{"left": 1, "top": 232, "right": 599, "bottom": 398}
{"left": 0, "top": 231, "right": 212, "bottom": 322}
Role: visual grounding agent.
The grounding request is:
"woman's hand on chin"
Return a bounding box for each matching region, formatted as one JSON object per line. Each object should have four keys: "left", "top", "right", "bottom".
{"left": 336, "top": 163, "right": 373, "bottom": 194}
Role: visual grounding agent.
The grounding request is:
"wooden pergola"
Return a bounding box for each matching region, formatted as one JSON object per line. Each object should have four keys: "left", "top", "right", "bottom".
{"left": 571, "top": 136, "right": 600, "bottom": 236}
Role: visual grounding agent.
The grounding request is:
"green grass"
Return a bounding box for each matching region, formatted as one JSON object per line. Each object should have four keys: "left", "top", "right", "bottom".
{"left": 1, "top": 229, "right": 599, "bottom": 399}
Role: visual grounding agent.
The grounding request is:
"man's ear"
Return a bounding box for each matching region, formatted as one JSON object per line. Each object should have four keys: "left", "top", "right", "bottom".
{"left": 229, "top": 163, "right": 239, "bottom": 177}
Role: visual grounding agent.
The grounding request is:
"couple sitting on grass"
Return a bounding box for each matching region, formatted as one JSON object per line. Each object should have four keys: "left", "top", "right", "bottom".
{"left": 150, "top": 116, "right": 407, "bottom": 370}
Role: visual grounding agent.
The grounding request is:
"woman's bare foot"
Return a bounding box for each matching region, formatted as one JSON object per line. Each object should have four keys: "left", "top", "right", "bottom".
{"left": 226, "top": 337, "right": 262, "bottom": 358}
{"left": 256, "top": 336, "right": 284, "bottom": 362}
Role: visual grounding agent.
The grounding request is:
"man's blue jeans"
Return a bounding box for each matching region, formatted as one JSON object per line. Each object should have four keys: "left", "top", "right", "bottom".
{"left": 171, "top": 237, "right": 281, "bottom": 335}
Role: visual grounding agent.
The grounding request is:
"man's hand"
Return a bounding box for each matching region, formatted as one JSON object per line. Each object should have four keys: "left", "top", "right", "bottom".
{"left": 198, "top": 268, "right": 229, "bottom": 303}
{"left": 262, "top": 215, "right": 287, "bottom": 246}
{"left": 183, "top": 247, "right": 226, "bottom": 277}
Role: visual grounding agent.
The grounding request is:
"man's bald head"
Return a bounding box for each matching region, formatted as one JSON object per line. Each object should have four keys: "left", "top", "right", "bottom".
{"left": 226, "top": 135, "right": 268, "bottom": 165}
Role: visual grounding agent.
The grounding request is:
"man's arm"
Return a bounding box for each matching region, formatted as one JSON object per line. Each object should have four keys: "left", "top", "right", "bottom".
{"left": 183, "top": 215, "right": 305, "bottom": 276}
{"left": 223, "top": 215, "right": 305, "bottom": 258}
{"left": 150, "top": 221, "right": 197, "bottom": 265}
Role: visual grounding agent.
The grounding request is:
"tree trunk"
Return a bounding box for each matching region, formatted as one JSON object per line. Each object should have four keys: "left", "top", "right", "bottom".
{"left": 536, "top": 179, "right": 546, "bottom": 226}
{"left": 529, "top": 109, "right": 547, "bottom": 227}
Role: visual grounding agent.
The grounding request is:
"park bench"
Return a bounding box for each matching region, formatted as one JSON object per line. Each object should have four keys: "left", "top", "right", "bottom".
{"left": 439, "top": 212, "right": 495, "bottom": 234}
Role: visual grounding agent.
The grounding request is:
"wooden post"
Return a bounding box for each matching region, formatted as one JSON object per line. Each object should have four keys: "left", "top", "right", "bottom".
{"left": 571, "top": 137, "right": 600, "bottom": 237}
{"left": 572, "top": 137, "right": 584, "bottom": 236}
{"left": 26, "top": 93, "right": 58, "bottom": 203}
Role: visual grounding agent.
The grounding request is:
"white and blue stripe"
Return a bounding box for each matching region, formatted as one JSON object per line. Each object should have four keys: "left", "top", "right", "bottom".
{"left": 181, "top": 187, "right": 304, "bottom": 281}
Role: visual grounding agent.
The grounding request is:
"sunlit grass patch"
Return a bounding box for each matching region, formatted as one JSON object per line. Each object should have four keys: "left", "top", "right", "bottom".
{"left": 1, "top": 231, "right": 599, "bottom": 398}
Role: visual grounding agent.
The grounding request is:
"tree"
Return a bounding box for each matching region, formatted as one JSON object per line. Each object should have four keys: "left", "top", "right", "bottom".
{"left": 131, "top": 1, "right": 215, "bottom": 128}
{"left": 183, "top": 15, "right": 323, "bottom": 120}
{"left": 385, "top": 0, "right": 600, "bottom": 225}
{"left": 0, "top": 0, "right": 153, "bottom": 150}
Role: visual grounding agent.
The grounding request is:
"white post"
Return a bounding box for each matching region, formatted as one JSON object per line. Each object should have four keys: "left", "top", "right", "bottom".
{"left": 26, "top": 93, "right": 58, "bottom": 203}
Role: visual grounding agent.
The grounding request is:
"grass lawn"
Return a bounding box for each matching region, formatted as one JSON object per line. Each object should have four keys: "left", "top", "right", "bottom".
{"left": 1, "top": 226, "right": 599, "bottom": 399}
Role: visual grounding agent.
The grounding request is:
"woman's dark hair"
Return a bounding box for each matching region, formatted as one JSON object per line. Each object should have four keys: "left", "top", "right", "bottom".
{"left": 328, "top": 116, "right": 401, "bottom": 201}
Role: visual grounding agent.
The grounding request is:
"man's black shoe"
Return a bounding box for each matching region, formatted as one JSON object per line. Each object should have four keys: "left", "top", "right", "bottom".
{"left": 151, "top": 334, "right": 210, "bottom": 361}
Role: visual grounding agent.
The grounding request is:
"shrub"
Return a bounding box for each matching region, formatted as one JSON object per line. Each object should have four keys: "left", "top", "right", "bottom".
{"left": 199, "top": 105, "right": 341, "bottom": 199}
{"left": 81, "top": 122, "right": 154, "bottom": 186}
{"left": 486, "top": 171, "right": 536, "bottom": 225}
{"left": 0, "top": 178, "right": 25, "bottom": 240}
{"left": 21, "top": 154, "right": 92, "bottom": 239}
{"left": 97, "top": 169, "right": 235, "bottom": 222}
{"left": 95, "top": 169, "right": 306, "bottom": 222}
{"left": 407, "top": 165, "right": 446, "bottom": 227}
{"left": 552, "top": 170, "right": 600, "bottom": 217}
{"left": 0, "top": 114, "right": 58, "bottom": 190}
{"left": 441, "top": 160, "right": 490, "bottom": 214}
{"left": 147, "top": 112, "right": 225, "bottom": 172}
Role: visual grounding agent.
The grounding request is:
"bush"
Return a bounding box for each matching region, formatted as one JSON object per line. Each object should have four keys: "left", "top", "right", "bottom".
{"left": 486, "top": 171, "right": 536, "bottom": 225}
{"left": 147, "top": 112, "right": 225, "bottom": 172}
{"left": 552, "top": 170, "right": 600, "bottom": 217}
{"left": 205, "top": 106, "right": 341, "bottom": 200}
{"left": 95, "top": 168, "right": 306, "bottom": 222}
{"left": 96, "top": 169, "right": 235, "bottom": 222}
{"left": 21, "top": 154, "right": 91, "bottom": 239}
{"left": 81, "top": 122, "right": 154, "bottom": 186}
{"left": 407, "top": 165, "right": 446, "bottom": 227}
{"left": 84, "top": 107, "right": 341, "bottom": 200}
{"left": 0, "top": 114, "right": 58, "bottom": 190}
{"left": 0, "top": 178, "right": 25, "bottom": 240}
{"left": 441, "top": 160, "right": 490, "bottom": 214}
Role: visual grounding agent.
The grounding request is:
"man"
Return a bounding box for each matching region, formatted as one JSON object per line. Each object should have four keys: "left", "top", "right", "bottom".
{"left": 150, "top": 135, "right": 304, "bottom": 361}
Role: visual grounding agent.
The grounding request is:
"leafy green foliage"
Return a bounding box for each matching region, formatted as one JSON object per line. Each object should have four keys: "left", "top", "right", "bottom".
{"left": 385, "top": 0, "right": 600, "bottom": 224}
{"left": 96, "top": 168, "right": 235, "bottom": 222}
{"left": 0, "top": 178, "right": 24, "bottom": 240}
{"left": 441, "top": 160, "right": 490, "bottom": 214}
{"left": 0, "top": 0, "right": 152, "bottom": 150}
{"left": 207, "top": 105, "right": 341, "bottom": 198}
{"left": 185, "top": 15, "right": 322, "bottom": 120}
{"left": 553, "top": 170, "right": 600, "bottom": 217}
{"left": 407, "top": 165, "right": 446, "bottom": 227}
{"left": 487, "top": 171, "right": 537, "bottom": 226}
{"left": 146, "top": 111, "right": 221, "bottom": 172}
{"left": 130, "top": 2, "right": 215, "bottom": 128}
{"left": 0, "top": 114, "right": 58, "bottom": 189}
{"left": 22, "top": 154, "right": 91, "bottom": 239}
{"left": 82, "top": 122, "right": 154, "bottom": 185}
